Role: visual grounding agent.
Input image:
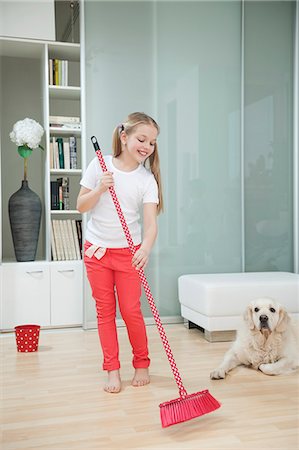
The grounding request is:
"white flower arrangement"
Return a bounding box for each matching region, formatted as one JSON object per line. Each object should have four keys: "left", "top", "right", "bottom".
{"left": 9, "top": 118, "right": 44, "bottom": 180}
{"left": 10, "top": 118, "right": 44, "bottom": 150}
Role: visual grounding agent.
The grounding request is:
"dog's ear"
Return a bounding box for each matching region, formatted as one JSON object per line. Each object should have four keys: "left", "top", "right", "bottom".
{"left": 244, "top": 305, "right": 255, "bottom": 330}
{"left": 276, "top": 307, "right": 289, "bottom": 333}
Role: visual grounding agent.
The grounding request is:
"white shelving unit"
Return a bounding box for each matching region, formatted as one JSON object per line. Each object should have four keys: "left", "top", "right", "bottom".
{"left": 46, "top": 42, "right": 82, "bottom": 263}
{"left": 0, "top": 37, "right": 84, "bottom": 331}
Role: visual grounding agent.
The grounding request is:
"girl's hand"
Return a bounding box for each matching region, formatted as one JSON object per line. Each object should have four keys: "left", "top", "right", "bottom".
{"left": 96, "top": 172, "right": 114, "bottom": 194}
{"left": 132, "top": 247, "right": 149, "bottom": 270}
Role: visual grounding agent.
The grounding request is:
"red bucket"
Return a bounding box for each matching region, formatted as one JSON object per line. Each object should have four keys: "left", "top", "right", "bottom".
{"left": 14, "top": 325, "right": 40, "bottom": 352}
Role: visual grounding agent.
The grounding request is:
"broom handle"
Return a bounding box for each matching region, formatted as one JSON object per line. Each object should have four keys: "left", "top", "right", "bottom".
{"left": 91, "top": 136, "right": 188, "bottom": 398}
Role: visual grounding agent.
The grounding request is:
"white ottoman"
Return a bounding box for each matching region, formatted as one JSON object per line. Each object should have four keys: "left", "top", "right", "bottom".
{"left": 178, "top": 272, "right": 299, "bottom": 342}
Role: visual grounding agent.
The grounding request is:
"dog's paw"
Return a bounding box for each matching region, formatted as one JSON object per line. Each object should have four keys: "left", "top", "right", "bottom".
{"left": 259, "top": 363, "right": 275, "bottom": 375}
{"left": 210, "top": 368, "right": 226, "bottom": 380}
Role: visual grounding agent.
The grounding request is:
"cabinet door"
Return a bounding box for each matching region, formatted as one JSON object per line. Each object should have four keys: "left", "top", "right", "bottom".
{"left": 50, "top": 262, "right": 83, "bottom": 326}
{"left": 1, "top": 263, "right": 51, "bottom": 330}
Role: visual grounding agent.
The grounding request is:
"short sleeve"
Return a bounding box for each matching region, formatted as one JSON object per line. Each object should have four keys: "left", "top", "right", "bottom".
{"left": 80, "top": 157, "right": 101, "bottom": 190}
{"left": 143, "top": 174, "right": 159, "bottom": 204}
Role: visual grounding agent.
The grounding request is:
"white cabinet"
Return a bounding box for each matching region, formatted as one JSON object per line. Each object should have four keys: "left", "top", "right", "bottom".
{"left": 1, "top": 261, "right": 83, "bottom": 330}
{"left": 0, "top": 1, "right": 55, "bottom": 41}
{"left": 50, "top": 261, "right": 83, "bottom": 326}
{"left": 1, "top": 262, "right": 51, "bottom": 329}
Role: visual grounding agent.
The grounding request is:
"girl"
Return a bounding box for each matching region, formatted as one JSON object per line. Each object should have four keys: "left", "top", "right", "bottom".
{"left": 77, "top": 112, "right": 163, "bottom": 393}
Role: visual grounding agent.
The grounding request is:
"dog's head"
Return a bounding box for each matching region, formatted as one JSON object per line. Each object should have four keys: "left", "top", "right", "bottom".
{"left": 244, "top": 297, "right": 289, "bottom": 337}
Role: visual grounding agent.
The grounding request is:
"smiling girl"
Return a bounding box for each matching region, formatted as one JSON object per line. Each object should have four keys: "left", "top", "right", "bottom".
{"left": 77, "top": 112, "right": 163, "bottom": 393}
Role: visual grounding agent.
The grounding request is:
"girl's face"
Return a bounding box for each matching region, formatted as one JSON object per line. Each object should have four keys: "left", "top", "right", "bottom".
{"left": 122, "top": 123, "right": 158, "bottom": 164}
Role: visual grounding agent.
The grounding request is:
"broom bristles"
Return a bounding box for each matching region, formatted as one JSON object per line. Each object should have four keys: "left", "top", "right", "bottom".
{"left": 159, "top": 389, "right": 221, "bottom": 428}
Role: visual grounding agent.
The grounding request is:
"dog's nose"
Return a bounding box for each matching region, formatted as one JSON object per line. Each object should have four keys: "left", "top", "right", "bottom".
{"left": 260, "top": 314, "right": 268, "bottom": 323}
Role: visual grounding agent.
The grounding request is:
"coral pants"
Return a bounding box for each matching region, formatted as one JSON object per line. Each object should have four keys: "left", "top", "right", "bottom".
{"left": 84, "top": 241, "right": 150, "bottom": 371}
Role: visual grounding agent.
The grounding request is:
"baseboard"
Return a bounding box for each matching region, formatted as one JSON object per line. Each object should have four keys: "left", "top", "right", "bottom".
{"left": 204, "top": 329, "right": 236, "bottom": 342}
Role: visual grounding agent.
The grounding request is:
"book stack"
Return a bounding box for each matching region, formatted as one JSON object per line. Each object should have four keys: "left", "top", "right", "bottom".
{"left": 51, "top": 219, "right": 82, "bottom": 261}
{"left": 50, "top": 135, "right": 78, "bottom": 170}
{"left": 50, "top": 115, "right": 81, "bottom": 130}
{"left": 50, "top": 177, "right": 70, "bottom": 210}
{"left": 49, "top": 59, "right": 68, "bottom": 86}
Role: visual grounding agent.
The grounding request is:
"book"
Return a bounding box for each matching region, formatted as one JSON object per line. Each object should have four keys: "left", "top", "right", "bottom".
{"left": 49, "top": 141, "right": 54, "bottom": 169}
{"left": 69, "top": 136, "right": 77, "bottom": 169}
{"left": 76, "top": 219, "right": 82, "bottom": 257}
{"left": 54, "top": 59, "right": 59, "bottom": 85}
{"left": 49, "top": 59, "right": 53, "bottom": 85}
{"left": 52, "top": 220, "right": 64, "bottom": 261}
{"left": 62, "top": 177, "right": 70, "bottom": 210}
{"left": 62, "top": 220, "right": 72, "bottom": 260}
{"left": 52, "top": 137, "right": 59, "bottom": 169}
{"left": 50, "top": 221, "right": 58, "bottom": 261}
{"left": 49, "top": 115, "right": 80, "bottom": 124}
{"left": 56, "top": 137, "right": 64, "bottom": 169}
{"left": 63, "top": 140, "right": 70, "bottom": 170}
{"left": 50, "top": 181, "right": 59, "bottom": 210}
{"left": 59, "top": 220, "right": 70, "bottom": 260}
{"left": 71, "top": 219, "right": 81, "bottom": 259}
{"left": 57, "top": 177, "right": 70, "bottom": 210}
{"left": 65, "top": 60, "right": 68, "bottom": 87}
{"left": 59, "top": 185, "right": 63, "bottom": 210}
{"left": 58, "top": 60, "right": 62, "bottom": 87}
{"left": 50, "top": 123, "right": 81, "bottom": 131}
{"left": 67, "top": 220, "right": 77, "bottom": 260}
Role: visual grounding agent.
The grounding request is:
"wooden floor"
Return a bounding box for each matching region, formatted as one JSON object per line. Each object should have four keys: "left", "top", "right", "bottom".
{"left": 1, "top": 324, "right": 299, "bottom": 450}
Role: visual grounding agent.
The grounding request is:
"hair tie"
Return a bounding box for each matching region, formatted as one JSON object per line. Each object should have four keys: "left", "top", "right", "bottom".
{"left": 118, "top": 124, "right": 124, "bottom": 133}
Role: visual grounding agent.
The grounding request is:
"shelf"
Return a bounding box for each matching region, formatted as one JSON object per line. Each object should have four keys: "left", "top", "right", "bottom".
{"left": 51, "top": 210, "right": 81, "bottom": 215}
{"left": 1, "top": 259, "right": 48, "bottom": 265}
{"left": 50, "top": 169, "right": 82, "bottom": 175}
{"left": 0, "top": 37, "right": 44, "bottom": 58}
{"left": 50, "top": 127, "right": 81, "bottom": 136}
{"left": 49, "top": 85, "right": 81, "bottom": 100}
{"left": 0, "top": 37, "right": 80, "bottom": 59}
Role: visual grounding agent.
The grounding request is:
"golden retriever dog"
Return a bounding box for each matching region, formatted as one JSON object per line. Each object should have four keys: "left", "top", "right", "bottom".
{"left": 210, "top": 297, "right": 298, "bottom": 379}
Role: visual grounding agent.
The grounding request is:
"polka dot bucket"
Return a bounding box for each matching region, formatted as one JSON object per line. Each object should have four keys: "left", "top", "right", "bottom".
{"left": 14, "top": 325, "right": 40, "bottom": 352}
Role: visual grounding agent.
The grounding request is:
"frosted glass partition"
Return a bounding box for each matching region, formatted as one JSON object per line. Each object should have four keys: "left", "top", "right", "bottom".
{"left": 84, "top": 1, "right": 155, "bottom": 156}
{"left": 84, "top": 1, "right": 156, "bottom": 323}
{"left": 155, "top": 1, "right": 242, "bottom": 315}
{"left": 84, "top": 1, "right": 242, "bottom": 321}
{"left": 244, "top": 1, "right": 295, "bottom": 271}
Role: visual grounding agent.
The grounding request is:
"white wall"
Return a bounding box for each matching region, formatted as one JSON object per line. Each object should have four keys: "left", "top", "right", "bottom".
{"left": 0, "top": 0, "right": 55, "bottom": 41}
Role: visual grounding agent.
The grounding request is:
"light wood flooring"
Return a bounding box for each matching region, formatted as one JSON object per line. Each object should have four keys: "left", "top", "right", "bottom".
{"left": 1, "top": 324, "right": 299, "bottom": 450}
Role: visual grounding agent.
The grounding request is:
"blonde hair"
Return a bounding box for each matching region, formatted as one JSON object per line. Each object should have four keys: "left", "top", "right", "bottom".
{"left": 112, "top": 112, "right": 164, "bottom": 214}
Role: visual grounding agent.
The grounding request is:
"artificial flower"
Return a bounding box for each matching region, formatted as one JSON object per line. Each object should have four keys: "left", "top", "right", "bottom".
{"left": 10, "top": 118, "right": 44, "bottom": 179}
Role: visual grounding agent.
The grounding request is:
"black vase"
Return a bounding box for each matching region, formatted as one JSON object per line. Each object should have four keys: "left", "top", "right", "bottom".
{"left": 8, "top": 180, "right": 42, "bottom": 262}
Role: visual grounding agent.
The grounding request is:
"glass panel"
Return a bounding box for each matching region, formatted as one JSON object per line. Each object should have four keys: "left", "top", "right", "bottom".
{"left": 84, "top": 1, "right": 156, "bottom": 323}
{"left": 84, "top": 1, "right": 242, "bottom": 321}
{"left": 156, "top": 1, "right": 242, "bottom": 315}
{"left": 244, "top": 1, "right": 295, "bottom": 272}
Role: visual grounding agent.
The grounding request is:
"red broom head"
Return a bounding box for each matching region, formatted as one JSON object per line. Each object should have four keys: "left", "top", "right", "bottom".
{"left": 159, "top": 389, "right": 221, "bottom": 428}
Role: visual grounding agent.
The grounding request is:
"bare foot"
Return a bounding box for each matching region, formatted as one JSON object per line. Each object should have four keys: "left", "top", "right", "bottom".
{"left": 104, "top": 370, "right": 121, "bottom": 393}
{"left": 132, "top": 368, "right": 150, "bottom": 387}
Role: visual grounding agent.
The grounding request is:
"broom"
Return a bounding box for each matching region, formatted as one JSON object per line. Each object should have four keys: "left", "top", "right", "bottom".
{"left": 91, "top": 136, "right": 221, "bottom": 427}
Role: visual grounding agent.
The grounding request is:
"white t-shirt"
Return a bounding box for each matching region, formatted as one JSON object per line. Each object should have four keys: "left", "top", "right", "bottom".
{"left": 80, "top": 155, "right": 159, "bottom": 248}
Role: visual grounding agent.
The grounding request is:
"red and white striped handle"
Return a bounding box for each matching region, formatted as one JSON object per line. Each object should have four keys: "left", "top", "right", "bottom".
{"left": 91, "top": 136, "right": 187, "bottom": 398}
